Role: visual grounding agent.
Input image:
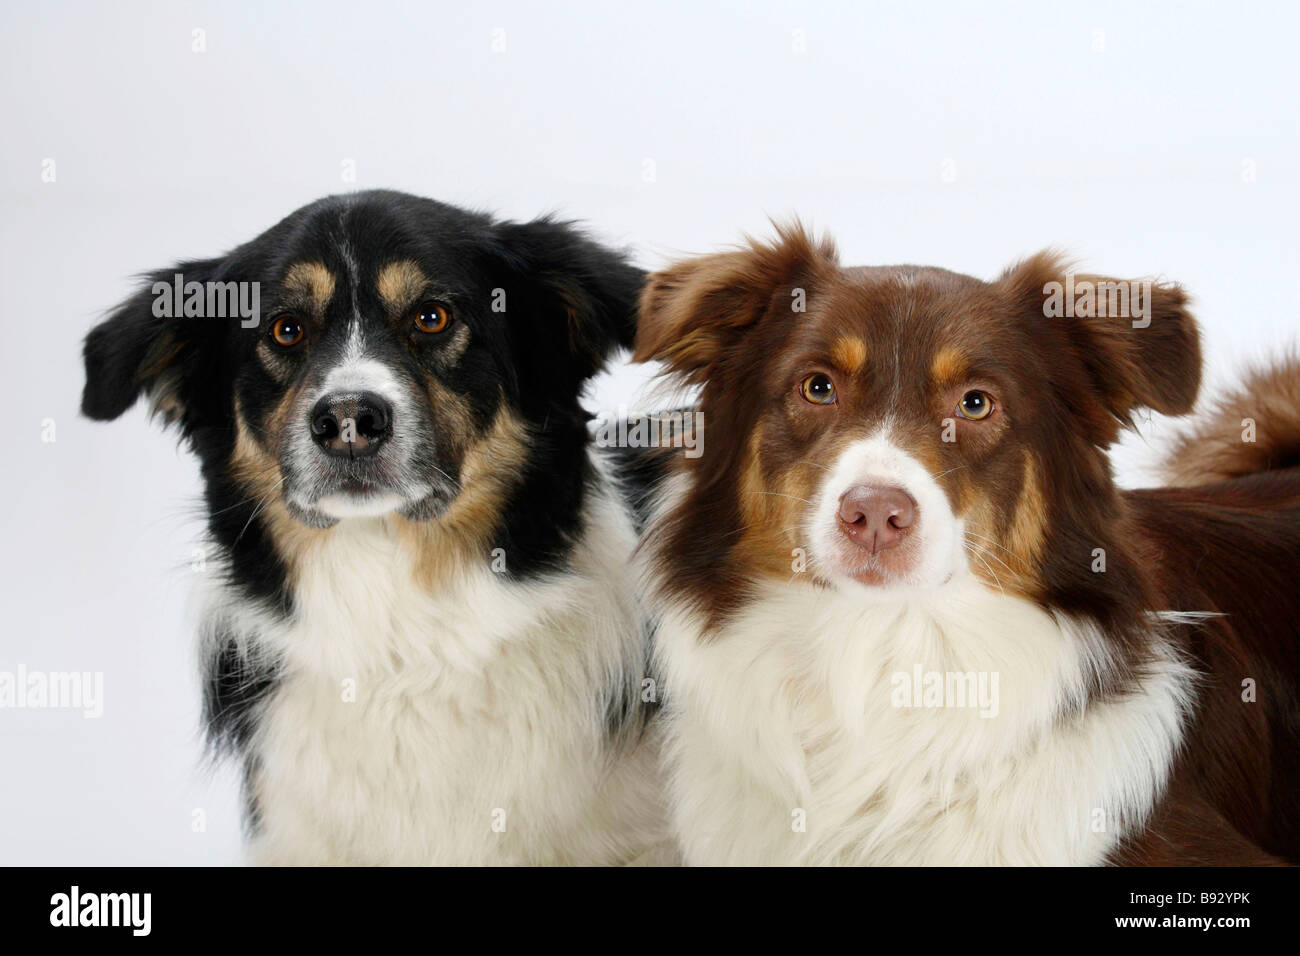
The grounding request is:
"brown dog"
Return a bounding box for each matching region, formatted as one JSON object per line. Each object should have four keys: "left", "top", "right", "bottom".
{"left": 633, "top": 224, "right": 1300, "bottom": 865}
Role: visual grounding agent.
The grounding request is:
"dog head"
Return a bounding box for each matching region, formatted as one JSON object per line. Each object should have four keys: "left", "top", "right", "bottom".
{"left": 83, "top": 190, "right": 639, "bottom": 568}
{"left": 636, "top": 224, "right": 1200, "bottom": 625}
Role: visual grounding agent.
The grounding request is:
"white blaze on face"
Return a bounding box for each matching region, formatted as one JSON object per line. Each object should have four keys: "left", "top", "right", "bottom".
{"left": 319, "top": 355, "right": 404, "bottom": 406}
{"left": 808, "top": 429, "right": 966, "bottom": 591}
{"left": 282, "top": 326, "right": 429, "bottom": 519}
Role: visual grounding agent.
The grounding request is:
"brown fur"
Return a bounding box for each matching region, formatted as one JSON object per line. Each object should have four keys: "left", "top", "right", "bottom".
{"left": 394, "top": 405, "right": 530, "bottom": 591}
{"left": 230, "top": 395, "right": 328, "bottom": 583}
{"left": 831, "top": 336, "right": 868, "bottom": 374}
{"left": 930, "top": 345, "right": 968, "bottom": 385}
{"left": 281, "top": 262, "right": 336, "bottom": 314}
{"left": 637, "top": 225, "right": 1199, "bottom": 641}
{"left": 375, "top": 260, "right": 429, "bottom": 314}
{"left": 635, "top": 223, "right": 1300, "bottom": 865}
{"left": 1163, "top": 355, "right": 1300, "bottom": 486}
{"left": 634, "top": 222, "right": 839, "bottom": 385}
{"left": 1116, "top": 475, "right": 1300, "bottom": 864}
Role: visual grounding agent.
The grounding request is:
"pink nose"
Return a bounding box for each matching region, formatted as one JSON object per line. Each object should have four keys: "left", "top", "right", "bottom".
{"left": 837, "top": 485, "right": 917, "bottom": 554}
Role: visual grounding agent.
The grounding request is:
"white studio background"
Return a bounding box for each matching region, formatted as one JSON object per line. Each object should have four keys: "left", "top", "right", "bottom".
{"left": 1, "top": 0, "right": 1296, "bottom": 864}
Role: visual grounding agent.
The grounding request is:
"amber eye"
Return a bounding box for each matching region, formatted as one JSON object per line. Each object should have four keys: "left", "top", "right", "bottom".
{"left": 956, "top": 389, "right": 994, "bottom": 420}
{"left": 414, "top": 301, "right": 452, "bottom": 334}
{"left": 270, "top": 315, "right": 304, "bottom": 348}
{"left": 800, "top": 373, "right": 837, "bottom": 405}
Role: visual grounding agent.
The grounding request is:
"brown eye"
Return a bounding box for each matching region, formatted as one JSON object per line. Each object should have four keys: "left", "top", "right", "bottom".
{"left": 800, "top": 373, "right": 837, "bottom": 405}
{"left": 956, "top": 389, "right": 994, "bottom": 420}
{"left": 414, "top": 301, "right": 452, "bottom": 334}
{"left": 271, "top": 315, "right": 304, "bottom": 348}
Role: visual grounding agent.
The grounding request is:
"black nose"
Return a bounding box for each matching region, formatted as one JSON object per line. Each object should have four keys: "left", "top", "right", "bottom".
{"left": 310, "top": 391, "right": 393, "bottom": 458}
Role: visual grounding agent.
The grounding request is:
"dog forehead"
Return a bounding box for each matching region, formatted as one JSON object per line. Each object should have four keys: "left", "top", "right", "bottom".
{"left": 808, "top": 265, "right": 975, "bottom": 329}
{"left": 276, "top": 247, "right": 444, "bottom": 319}
{"left": 795, "top": 269, "right": 998, "bottom": 380}
{"left": 272, "top": 200, "right": 451, "bottom": 284}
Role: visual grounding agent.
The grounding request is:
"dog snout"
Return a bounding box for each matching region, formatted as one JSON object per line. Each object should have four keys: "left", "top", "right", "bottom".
{"left": 836, "top": 484, "right": 916, "bottom": 554}
{"left": 310, "top": 391, "right": 393, "bottom": 458}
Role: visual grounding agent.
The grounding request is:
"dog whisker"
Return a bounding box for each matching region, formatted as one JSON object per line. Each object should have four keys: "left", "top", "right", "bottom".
{"left": 962, "top": 542, "right": 1005, "bottom": 594}
{"left": 231, "top": 476, "right": 287, "bottom": 550}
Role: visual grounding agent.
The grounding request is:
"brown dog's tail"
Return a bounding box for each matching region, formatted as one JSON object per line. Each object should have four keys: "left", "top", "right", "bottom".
{"left": 1163, "top": 355, "right": 1300, "bottom": 486}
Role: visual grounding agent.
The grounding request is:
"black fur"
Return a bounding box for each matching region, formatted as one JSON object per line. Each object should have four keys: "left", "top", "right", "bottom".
{"left": 82, "top": 190, "right": 646, "bottom": 781}
{"left": 202, "top": 631, "right": 278, "bottom": 834}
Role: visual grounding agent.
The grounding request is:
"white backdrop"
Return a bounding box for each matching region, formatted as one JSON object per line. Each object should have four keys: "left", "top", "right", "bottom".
{"left": 2, "top": 0, "right": 1296, "bottom": 864}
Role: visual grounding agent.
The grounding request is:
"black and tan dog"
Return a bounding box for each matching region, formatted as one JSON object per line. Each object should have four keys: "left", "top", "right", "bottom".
{"left": 83, "top": 190, "right": 669, "bottom": 864}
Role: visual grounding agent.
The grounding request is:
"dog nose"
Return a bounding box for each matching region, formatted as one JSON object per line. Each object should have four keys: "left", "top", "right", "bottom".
{"left": 837, "top": 485, "right": 916, "bottom": 554}
{"left": 310, "top": 391, "right": 392, "bottom": 458}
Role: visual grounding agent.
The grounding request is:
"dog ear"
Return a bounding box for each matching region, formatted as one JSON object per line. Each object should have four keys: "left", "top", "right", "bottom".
{"left": 633, "top": 222, "right": 837, "bottom": 385}
{"left": 490, "top": 218, "right": 644, "bottom": 386}
{"left": 1003, "top": 251, "right": 1202, "bottom": 422}
{"left": 82, "top": 257, "right": 225, "bottom": 427}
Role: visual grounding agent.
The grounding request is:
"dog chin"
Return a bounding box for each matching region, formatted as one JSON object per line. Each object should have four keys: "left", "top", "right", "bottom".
{"left": 315, "top": 490, "right": 409, "bottom": 520}
{"left": 815, "top": 540, "right": 957, "bottom": 594}
{"left": 283, "top": 486, "right": 454, "bottom": 528}
{"left": 824, "top": 560, "right": 922, "bottom": 593}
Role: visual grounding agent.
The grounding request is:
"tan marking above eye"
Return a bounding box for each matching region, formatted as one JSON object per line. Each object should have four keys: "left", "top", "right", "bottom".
{"left": 800, "top": 372, "right": 837, "bottom": 405}
{"left": 377, "top": 260, "right": 429, "bottom": 311}
{"left": 831, "top": 337, "right": 867, "bottom": 373}
{"left": 414, "top": 301, "right": 452, "bottom": 334}
{"left": 281, "top": 262, "right": 336, "bottom": 313}
{"left": 931, "top": 346, "right": 969, "bottom": 384}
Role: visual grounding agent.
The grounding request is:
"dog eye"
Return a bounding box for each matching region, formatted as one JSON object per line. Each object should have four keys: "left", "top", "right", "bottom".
{"left": 956, "top": 389, "right": 994, "bottom": 420}
{"left": 800, "top": 373, "right": 837, "bottom": 405}
{"left": 414, "top": 301, "right": 452, "bottom": 334}
{"left": 270, "top": 315, "right": 305, "bottom": 348}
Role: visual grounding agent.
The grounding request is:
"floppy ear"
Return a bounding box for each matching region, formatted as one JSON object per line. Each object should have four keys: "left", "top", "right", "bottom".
{"left": 633, "top": 222, "right": 837, "bottom": 385}
{"left": 81, "top": 257, "right": 224, "bottom": 427}
{"left": 490, "top": 218, "right": 644, "bottom": 386}
{"left": 1003, "top": 251, "right": 1202, "bottom": 422}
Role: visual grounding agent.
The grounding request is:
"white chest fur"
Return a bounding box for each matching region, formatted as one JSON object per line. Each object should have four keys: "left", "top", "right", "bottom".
{"left": 653, "top": 577, "right": 1194, "bottom": 865}
{"left": 206, "top": 491, "right": 665, "bottom": 865}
